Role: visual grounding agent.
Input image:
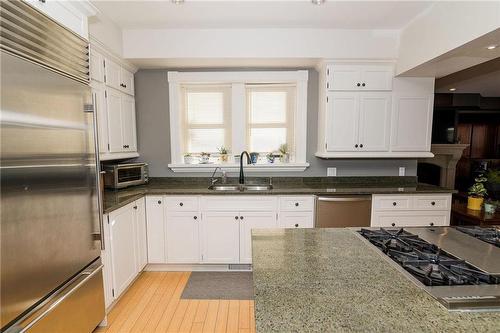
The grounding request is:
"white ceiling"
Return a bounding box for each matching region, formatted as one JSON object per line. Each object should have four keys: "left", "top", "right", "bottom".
{"left": 91, "top": 0, "right": 434, "bottom": 30}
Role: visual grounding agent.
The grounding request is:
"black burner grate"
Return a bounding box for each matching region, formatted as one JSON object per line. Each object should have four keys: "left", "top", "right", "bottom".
{"left": 455, "top": 226, "right": 500, "bottom": 248}
{"left": 359, "top": 228, "right": 500, "bottom": 286}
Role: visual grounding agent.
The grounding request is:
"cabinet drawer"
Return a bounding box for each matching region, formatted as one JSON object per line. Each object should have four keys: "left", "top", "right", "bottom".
{"left": 201, "top": 196, "right": 277, "bottom": 212}
{"left": 279, "top": 196, "right": 314, "bottom": 211}
{"left": 373, "top": 195, "right": 412, "bottom": 211}
{"left": 164, "top": 196, "right": 199, "bottom": 212}
{"left": 371, "top": 212, "right": 449, "bottom": 228}
{"left": 413, "top": 195, "right": 451, "bottom": 211}
{"left": 279, "top": 212, "right": 314, "bottom": 228}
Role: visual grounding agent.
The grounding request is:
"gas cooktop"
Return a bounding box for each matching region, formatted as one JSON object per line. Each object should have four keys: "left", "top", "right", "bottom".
{"left": 455, "top": 226, "right": 500, "bottom": 248}
{"left": 359, "top": 228, "right": 499, "bottom": 287}
{"left": 356, "top": 227, "right": 500, "bottom": 312}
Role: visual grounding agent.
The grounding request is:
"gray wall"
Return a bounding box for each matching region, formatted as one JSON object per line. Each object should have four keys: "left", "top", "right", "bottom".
{"left": 134, "top": 68, "right": 417, "bottom": 177}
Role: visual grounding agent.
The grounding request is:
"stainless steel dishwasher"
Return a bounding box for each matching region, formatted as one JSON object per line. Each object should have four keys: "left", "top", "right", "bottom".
{"left": 316, "top": 196, "right": 372, "bottom": 228}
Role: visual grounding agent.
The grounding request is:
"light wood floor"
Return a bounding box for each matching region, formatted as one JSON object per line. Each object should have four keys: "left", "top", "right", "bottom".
{"left": 94, "top": 272, "right": 256, "bottom": 333}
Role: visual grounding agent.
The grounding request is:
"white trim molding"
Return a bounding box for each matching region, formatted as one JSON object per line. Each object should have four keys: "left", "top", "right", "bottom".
{"left": 167, "top": 70, "right": 309, "bottom": 172}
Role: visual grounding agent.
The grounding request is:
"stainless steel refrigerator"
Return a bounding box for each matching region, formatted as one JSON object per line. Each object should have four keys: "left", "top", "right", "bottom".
{"left": 1, "top": 1, "right": 105, "bottom": 332}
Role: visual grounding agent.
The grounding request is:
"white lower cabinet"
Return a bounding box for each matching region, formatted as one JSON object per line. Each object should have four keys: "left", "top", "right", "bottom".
{"left": 146, "top": 196, "right": 166, "bottom": 263}
{"left": 278, "top": 211, "right": 314, "bottom": 228}
{"left": 239, "top": 211, "right": 277, "bottom": 264}
{"left": 104, "top": 198, "right": 147, "bottom": 307}
{"left": 108, "top": 203, "right": 137, "bottom": 298}
{"left": 201, "top": 211, "right": 240, "bottom": 264}
{"left": 166, "top": 212, "right": 201, "bottom": 263}
{"left": 371, "top": 194, "right": 451, "bottom": 227}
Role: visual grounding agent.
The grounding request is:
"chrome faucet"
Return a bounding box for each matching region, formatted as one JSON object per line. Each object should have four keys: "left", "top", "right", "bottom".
{"left": 210, "top": 167, "right": 222, "bottom": 185}
{"left": 239, "top": 151, "right": 251, "bottom": 184}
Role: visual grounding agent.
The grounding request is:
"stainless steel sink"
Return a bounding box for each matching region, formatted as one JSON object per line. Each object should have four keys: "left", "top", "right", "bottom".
{"left": 208, "top": 184, "right": 273, "bottom": 191}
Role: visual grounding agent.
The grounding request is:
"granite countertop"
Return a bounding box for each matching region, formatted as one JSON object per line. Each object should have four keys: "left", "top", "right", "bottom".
{"left": 103, "top": 177, "right": 455, "bottom": 214}
{"left": 250, "top": 228, "right": 500, "bottom": 332}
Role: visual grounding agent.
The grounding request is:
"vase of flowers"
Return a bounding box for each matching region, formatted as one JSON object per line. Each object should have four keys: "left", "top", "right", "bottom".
{"left": 218, "top": 146, "right": 229, "bottom": 163}
{"left": 184, "top": 153, "right": 194, "bottom": 164}
{"left": 467, "top": 175, "right": 487, "bottom": 210}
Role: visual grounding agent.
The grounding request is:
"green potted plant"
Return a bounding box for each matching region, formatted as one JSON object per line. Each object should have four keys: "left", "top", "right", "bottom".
{"left": 484, "top": 199, "right": 498, "bottom": 214}
{"left": 467, "top": 175, "right": 488, "bottom": 210}
{"left": 266, "top": 152, "right": 275, "bottom": 164}
{"left": 217, "top": 146, "right": 229, "bottom": 163}
{"left": 183, "top": 153, "right": 194, "bottom": 164}
{"left": 278, "top": 143, "right": 290, "bottom": 163}
{"left": 200, "top": 152, "right": 210, "bottom": 164}
{"left": 486, "top": 169, "right": 500, "bottom": 197}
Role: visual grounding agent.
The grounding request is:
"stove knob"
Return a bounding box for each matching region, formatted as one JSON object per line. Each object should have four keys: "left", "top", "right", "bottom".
{"left": 391, "top": 222, "right": 396, "bottom": 227}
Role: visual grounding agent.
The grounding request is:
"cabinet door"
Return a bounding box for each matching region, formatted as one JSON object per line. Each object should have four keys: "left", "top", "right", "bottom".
{"left": 120, "top": 68, "right": 135, "bottom": 96}
{"left": 106, "top": 88, "right": 123, "bottom": 153}
{"left": 166, "top": 212, "right": 200, "bottom": 263}
{"left": 109, "top": 205, "right": 137, "bottom": 298}
{"left": 239, "top": 212, "right": 277, "bottom": 264}
{"left": 120, "top": 95, "right": 137, "bottom": 152}
{"left": 327, "top": 65, "right": 362, "bottom": 91}
{"left": 134, "top": 198, "right": 147, "bottom": 271}
{"left": 391, "top": 95, "right": 433, "bottom": 152}
{"left": 101, "top": 214, "right": 114, "bottom": 308}
{"left": 201, "top": 212, "right": 240, "bottom": 264}
{"left": 358, "top": 93, "right": 391, "bottom": 152}
{"left": 91, "top": 82, "right": 109, "bottom": 153}
{"left": 90, "top": 50, "right": 105, "bottom": 83}
{"left": 104, "top": 58, "right": 121, "bottom": 91}
{"left": 146, "top": 196, "right": 166, "bottom": 263}
{"left": 361, "top": 65, "right": 393, "bottom": 91}
{"left": 325, "top": 92, "right": 359, "bottom": 151}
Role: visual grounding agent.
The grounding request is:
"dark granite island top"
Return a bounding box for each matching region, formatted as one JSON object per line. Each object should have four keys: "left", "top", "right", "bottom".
{"left": 251, "top": 228, "right": 500, "bottom": 332}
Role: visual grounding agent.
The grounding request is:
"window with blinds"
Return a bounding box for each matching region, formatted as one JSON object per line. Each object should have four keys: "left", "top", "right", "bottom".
{"left": 246, "top": 84, "right": 295, "bottom": 155}
{"left": 180, "top": 84, "right": 231, "bottom": 153}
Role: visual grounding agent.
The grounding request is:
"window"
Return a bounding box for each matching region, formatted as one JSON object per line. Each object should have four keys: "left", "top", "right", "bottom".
{"left": 180, "top": 85, "right": 231, "bottom": 154}
{"left": 168, "top": 71, "right": 308, "bottom": 172}
{"left": 246, "top": 85, "right": 295, "bottom": 155}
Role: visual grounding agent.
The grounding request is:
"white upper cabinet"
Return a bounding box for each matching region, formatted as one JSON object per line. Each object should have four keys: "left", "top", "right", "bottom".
{"left": 104, "top": 58, "right": 122, "bottom": 91}
{"left": 90, "top": 51, "right": 105, "bottom": 83}
{"left": 91, "top": 81, "right": 108, "bottom": 153}
{"left": 358, "top": 93, "right": 391, "bottom": 152}
{"left": 105, "top": 88, "right": 123, "bottom": 153}
{"left": 120, "top": 95, "right": 137, "bottom": 152}
{"left": 325, "top": 92, "right": 390, "bottom": 153}
{"left": 104, "top": 58, "right": 135, "bottom": 96}
{"left": 391, "top": 78, "right": 434, "bottom": 152}
{"left": 317, "top": 62, "right": 434, "bottom": 158}
{"left": 327, "top": 64, "right": 393, "bottom": 91}
{"left": 325, "top": 92, "right": 359, "bottom": 151}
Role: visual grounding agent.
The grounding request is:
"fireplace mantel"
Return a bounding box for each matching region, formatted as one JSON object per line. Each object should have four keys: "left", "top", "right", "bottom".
{"left": 419, "top": 144, "right": 469, "bottom": 189}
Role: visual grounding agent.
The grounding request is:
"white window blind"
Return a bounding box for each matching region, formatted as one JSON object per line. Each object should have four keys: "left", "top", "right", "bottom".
{"left": 181, "top": 85, "right": 231, "bottom": 153}
{"left": 246, "top": 84, "right": 296, "bottom": 154}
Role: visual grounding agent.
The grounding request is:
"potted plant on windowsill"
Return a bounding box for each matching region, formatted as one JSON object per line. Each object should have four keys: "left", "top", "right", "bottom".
{"left": 218, "top": 146, "right": 229, "bottom": 163}
{"left": 278, "top": 144, "right": 290, "bottom": 163}
{"left": 184, "top": 153, "right": 195, "bottom": 164}
{"left": 467, "top": 175, "right": 488, "bottom": 211}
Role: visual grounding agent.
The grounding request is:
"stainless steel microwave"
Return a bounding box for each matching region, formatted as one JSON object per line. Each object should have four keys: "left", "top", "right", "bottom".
{"left": 103, "top": 163, "right": 149, "bottom": 189}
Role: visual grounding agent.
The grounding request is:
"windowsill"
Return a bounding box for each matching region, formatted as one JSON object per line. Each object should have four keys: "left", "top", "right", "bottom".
{"left": 168, "top": 162, "right": 310, "bottom": 173}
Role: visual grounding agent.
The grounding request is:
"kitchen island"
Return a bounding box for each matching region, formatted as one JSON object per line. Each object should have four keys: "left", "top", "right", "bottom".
{"left": 251, "top": 228, "right": 500, "bottom": 332}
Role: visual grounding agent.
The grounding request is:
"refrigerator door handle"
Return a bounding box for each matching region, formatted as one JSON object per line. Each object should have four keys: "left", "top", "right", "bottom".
{"left": 91, "top": 92, "right": 105, "bottom": 250}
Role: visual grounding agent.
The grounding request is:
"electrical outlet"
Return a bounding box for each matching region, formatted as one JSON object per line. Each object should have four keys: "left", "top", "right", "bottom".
{"left": 399, "top": 167, "right": 406, "bottom": 177}
{"left": 327, "top": 167, "right": 337, "bottom": 177}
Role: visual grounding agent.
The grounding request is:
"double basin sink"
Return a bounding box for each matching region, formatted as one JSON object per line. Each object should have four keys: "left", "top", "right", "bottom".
{"left": 208, "top": 184, "right": 273, "bottom": 192}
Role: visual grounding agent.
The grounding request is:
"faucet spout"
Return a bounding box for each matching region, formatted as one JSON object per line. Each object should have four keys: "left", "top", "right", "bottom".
{"left": 239, "top": 151, "right": 251, "bottom": 184}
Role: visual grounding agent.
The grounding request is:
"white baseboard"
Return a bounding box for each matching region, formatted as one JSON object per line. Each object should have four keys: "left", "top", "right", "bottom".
{"left": 145, "top": 264, "right": 252, "bottom": 272}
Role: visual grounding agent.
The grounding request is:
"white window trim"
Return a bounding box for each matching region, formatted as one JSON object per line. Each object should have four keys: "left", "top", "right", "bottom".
{"left": 167, "top": 71, "right": 309, "bottom": 173}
